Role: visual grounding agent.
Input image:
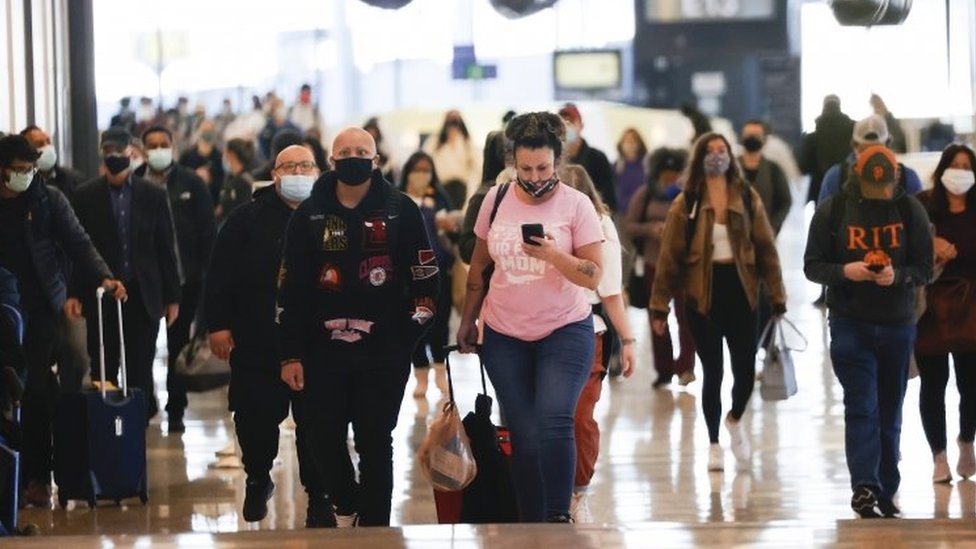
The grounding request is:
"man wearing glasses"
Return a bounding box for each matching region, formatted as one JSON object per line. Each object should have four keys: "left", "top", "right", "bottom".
{"left": 0, "top": 134, "right": 125, "bottom": 506}
{"left": 205, "top": 145, "right": 326, "bottom": 525}
{"left": 277, "top": 128, "right": 439, "bottom": 527}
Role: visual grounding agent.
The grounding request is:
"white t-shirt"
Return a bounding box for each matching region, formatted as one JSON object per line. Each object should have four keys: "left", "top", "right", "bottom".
{"left": 585, "top": 214, "right": 623, "bottom": 333}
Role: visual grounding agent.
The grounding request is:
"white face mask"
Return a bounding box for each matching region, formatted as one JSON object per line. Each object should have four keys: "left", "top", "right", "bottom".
{"left": 941, "top": 168, "right": 975, "bottom": 196}
{"left": 5, "top": 168, "right": 36, "bottom": 193}
{"left": 279, "top": 174, "right": 315, "bottom": 202}
{"left": 37, "top": 145, "right": 57, "bottom": 172}
{"left": 147, "top": 148, "right": 173, "bottom": 171}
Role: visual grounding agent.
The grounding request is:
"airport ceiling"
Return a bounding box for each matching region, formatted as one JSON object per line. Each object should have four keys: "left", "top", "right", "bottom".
{"left": 360, "top": 0, "right": 913, "bottom": 27}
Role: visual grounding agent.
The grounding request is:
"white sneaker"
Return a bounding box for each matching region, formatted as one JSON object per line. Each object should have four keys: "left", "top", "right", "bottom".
{"left": 933, "top": 451, "right": 952, "bottom": 483}
{"left": 570, "top": 491, "right": 593, "bottom": 523}
{"left": 958, "top": 439, "right": 976, "bottom": 479}
{"left": 725, "top": 414, "right": 751, "bottom": 465}
{"left": 335, "top": 512, "right": 358, "bottom": 528}
{"left": 708, "top": 443, "right": 724, "bottom": 472}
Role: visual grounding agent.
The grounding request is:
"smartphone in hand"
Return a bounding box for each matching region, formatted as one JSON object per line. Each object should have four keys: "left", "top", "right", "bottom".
{"left": 521, "top": 223, "right": 544, "bottom": 246}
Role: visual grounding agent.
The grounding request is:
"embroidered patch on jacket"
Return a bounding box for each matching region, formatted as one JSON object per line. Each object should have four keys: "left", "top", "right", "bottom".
{"left": 322, "top": 215, "right": 348, "bottom": 251}
{"left": 359, "top": 255, "right": 393, "bottom": 287}
{"left": 363, "top": 215, "right": 388, "bottom": 251}
{"left": 324, "top": 318, "right": 374, "bottom": 343}
{"left": 317, "top": 264, "right": 342, "bottom": 291}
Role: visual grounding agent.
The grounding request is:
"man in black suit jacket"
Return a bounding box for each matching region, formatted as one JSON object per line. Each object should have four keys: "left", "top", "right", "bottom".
{"left": 138, "top": 125, "right": 216, "bottom": 433}
{"left": 70, "top": 127, "right": 182, "bottom": 420}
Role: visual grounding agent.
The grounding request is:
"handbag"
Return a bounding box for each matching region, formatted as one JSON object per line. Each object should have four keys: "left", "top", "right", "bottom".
{"left": 916, "top": 276, "right": 976, "bottom": 356}
{"left": 173, "top": 334, "right": 231, "bottom": 393}
{"left": 417, "top": 349, "right": 478, "bottom": 494}
{"left": 431, "top": 345, "right": 517, "bottom": 524}
{"left": 627, "top": 256, "right": 649, "bottom": 309}
{"left": 759, "top": 317, "right": 806, "bottom": 401}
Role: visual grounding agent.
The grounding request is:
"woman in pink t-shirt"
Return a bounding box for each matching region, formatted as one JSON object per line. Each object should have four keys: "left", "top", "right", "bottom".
{"left": 456, "top": 112, "right": 604, "bottom": 523}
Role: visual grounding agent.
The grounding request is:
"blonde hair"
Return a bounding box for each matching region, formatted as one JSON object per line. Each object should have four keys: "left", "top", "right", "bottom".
{"left": 559, "top": 164, "right": 609, "bottom": 215}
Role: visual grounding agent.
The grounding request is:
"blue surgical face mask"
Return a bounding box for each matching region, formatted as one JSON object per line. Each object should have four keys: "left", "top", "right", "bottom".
{"left": 279, "top": 174, "right": 315, "bottom": 202}
{"left": 566, "top": 127, "right": 579, "bottom": 145}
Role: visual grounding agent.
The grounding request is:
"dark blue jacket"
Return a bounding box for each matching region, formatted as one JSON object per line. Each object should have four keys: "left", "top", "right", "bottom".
{"left": 21, "top": 178, "right": 112, "bottom": 312}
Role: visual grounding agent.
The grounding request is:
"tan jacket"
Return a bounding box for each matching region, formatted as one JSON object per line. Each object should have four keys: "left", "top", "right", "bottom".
{"left": 650, "top": 179, "right": 786, "bottom": 319}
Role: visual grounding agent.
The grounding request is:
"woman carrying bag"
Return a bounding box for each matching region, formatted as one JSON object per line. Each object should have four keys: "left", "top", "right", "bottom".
{"left": 650, "top": 133, "right": 787, "bottom": 472}
{"left": 915, "top": 143, "right": 976, "bottom": 483}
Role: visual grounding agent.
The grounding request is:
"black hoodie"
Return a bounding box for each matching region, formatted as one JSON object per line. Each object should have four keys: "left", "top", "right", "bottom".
{"left": 804, "top": 179, "right": 933, "bottom": 326}
{"left": 277, "top": 171, "right": 438, "bottom": 370}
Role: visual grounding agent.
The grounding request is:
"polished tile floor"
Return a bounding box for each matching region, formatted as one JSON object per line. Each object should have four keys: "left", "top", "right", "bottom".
{"left": 13, "top": 195, "right": 976, "bottom": 546}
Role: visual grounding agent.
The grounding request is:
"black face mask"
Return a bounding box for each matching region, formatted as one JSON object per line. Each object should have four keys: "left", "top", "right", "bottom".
{"left": 742, "top": 136, "right": 764, "bottom": 153}
{"left": 516, "top": 175, "right": 559, "bottom": 198}
{"left": 104, "top": 154, "right": 131, "bottom": 175}
{"left": 334, "top": 157, "right": 373, "bottom": 186}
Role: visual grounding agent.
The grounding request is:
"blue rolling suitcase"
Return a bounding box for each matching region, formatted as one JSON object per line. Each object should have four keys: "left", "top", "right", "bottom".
{"left": 53, "top": 288, "right": 148, "bottom": 508}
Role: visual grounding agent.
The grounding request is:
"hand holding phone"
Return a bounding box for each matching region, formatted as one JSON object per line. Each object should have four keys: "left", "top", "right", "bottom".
{"left": 521, "top": 223, "right": 545, "bottom": 246}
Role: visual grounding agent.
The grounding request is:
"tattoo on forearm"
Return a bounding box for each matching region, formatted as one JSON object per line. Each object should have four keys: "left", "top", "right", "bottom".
{"left": 577, "top": 260, "right": 596, "bottom": 278}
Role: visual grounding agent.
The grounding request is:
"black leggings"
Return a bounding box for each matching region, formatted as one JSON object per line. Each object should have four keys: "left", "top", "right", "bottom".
{"left": 917, "top": 352, "right": 976, "bottom": 452}
{"left": 687, "top": 264, "right": 758, "bottom": 443}
{"left": 412, "top": 271, "right": 452, "bottom": 367}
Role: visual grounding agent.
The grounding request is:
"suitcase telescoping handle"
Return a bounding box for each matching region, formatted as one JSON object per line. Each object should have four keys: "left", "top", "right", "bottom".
{"left": 95, "top": 287, "right": 127, "bottom": 399}
{"left": 443, "top": 344, "right": 488, "bottom": 403}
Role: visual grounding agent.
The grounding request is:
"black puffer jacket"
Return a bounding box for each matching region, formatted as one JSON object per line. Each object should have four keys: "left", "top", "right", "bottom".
{"left": 22, "top": 178, "right": 112, "bottom": 312}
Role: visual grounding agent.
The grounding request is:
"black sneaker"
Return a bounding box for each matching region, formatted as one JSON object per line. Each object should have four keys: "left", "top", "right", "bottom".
{"left": 242, "top": 478, "right": 275, "bottom": 522}
{"left": 878, "top": 498, "right": 901, "bottom": 518}
{"left": 851, "top": 486, "right": 883, "bottom": 519}
{"left": 652, "top": 375, "right": 673, "bottom": 389}
{"left": 546, "top": 513, "right": 574, "bottom": 523}
{"left": 305, "top": 495, "right": 338, "bottom": 528}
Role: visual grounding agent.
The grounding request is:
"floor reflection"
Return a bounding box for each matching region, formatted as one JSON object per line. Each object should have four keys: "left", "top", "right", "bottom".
{"left": 13, "top": 190, "right": 976, "bottom": 546}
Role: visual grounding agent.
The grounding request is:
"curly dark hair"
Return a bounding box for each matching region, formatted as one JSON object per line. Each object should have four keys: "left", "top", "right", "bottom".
{"left": 504, "top": 111, "right": 566, "bottom": 160}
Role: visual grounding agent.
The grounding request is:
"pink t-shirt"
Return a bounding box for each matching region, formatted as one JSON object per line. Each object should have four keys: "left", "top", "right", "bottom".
{"left": 474, "top": 183, "right": 604, "bottom": 341}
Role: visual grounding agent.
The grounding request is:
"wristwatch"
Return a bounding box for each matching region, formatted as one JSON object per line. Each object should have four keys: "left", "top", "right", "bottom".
{"left": 621, "top": 338, "right": 637, "bottom": 346}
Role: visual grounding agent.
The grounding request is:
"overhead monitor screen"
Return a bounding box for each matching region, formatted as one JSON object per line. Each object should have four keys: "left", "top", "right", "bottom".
{"left": 553, "top": 50, "right": 622, "bottom": 91}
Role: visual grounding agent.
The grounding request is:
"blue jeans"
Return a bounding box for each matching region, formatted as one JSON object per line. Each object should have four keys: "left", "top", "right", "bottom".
{"left": 829, "top": 316, "right": 914, "bottom": 501}
{"left": 482, "top": 317, "right": 594, "bottom": 522}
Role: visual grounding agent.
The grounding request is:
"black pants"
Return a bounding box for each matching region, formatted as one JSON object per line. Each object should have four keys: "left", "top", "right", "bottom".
{"left": 307, "top": 360, "right": 410, "bottom": 526}
{"left": 231, "top": 365, "right": 322, "bottom": 496}
{"left": 86, "top": 282, "right": 161, "bottom": 419}
{"left": 20, "top": 306, "right": 61, "bottom": 485}
{"left": 165, "top": 280, "right": 201, "bottom": 419}
{"left": 917, "top": 352, "right": 976, "bottom": 452}
{"left": 411, "top": 274, "right": 452, "bottom": 368}
{"left": 687, "top": 264, "right": 758, "bottom": 443}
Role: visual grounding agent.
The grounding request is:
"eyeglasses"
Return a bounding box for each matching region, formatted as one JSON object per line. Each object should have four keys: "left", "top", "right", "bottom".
{"left": 274, "top": 161, "right": 318, "bottom": 174}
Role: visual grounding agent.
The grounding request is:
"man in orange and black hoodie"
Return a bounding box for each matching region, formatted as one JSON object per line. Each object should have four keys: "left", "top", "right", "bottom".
{"left": 804, "top": 145, "right": 932, "bottom": 519}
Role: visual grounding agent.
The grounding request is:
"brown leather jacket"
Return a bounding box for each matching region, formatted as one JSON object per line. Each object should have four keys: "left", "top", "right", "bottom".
{"left": 650, "top": 179, "right": 787, "bottom": 319}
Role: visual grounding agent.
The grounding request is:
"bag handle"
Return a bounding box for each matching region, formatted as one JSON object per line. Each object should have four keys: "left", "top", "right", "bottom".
{"left": 443, "top": 344, "right": 490, "bottom": 401}
{"left": 759, "top": 316, "right": 808, "bottom": 353}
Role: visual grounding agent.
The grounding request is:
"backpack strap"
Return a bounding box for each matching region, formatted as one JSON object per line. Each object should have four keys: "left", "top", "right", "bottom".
{"left": 488, "top": 183, "right": 510, "bottom": 229}
{"left": 385, "top": 187, "right": 403, "bottom": 255}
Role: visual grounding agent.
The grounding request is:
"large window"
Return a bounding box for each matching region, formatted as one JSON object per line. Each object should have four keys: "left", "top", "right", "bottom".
{"left": 800, "top": 1, "right": 974, "bottom": 131}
